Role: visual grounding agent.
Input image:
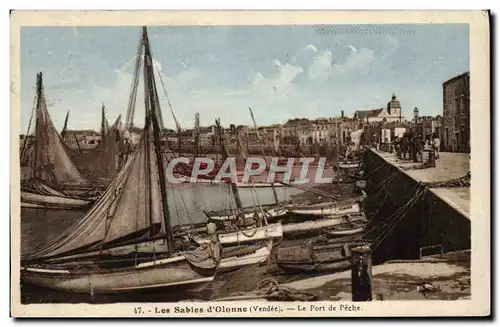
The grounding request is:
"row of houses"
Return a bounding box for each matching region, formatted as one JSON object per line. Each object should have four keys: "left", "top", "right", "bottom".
{"left": 351, "top": 72, "right": 470, "bottom": 154}
{"left": 20, "top": 79, "right": 470, "bottom": 154}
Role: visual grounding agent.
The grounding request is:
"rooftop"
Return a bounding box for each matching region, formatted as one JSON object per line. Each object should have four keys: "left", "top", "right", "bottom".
{"left": 354, "top": 108, "right": 385, "bottom": 119}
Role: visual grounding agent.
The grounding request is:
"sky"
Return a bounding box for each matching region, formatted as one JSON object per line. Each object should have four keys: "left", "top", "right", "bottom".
{"left": 20, "top": 24, "right": 469, "bottom": 132}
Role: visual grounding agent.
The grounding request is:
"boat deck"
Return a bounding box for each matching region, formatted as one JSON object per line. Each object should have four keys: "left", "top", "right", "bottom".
{"left": 371, "top": 150, "right": 470, "bottom": 219}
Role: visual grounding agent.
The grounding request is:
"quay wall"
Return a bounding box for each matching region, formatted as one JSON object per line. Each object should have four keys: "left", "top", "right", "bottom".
{"left": 362, "top": 149, "right": 471, "bottom": 264}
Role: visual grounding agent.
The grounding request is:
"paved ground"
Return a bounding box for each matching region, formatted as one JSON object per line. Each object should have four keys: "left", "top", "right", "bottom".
{"left": 209, "top": 250, "right": 471, "bottom": 302}
{"left": 283, "top": 250, "right": 470, "bottom": 301}
{"left": 373, "top": 150, "right": 470, "bottom": 219}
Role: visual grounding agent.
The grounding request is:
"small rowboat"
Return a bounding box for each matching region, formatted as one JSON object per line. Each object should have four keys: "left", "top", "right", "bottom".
{"left": 282, "top": 213, "right": 367, "bottom": 238}
{"left": 218, "top": 241, "right": 273, "bottom": 273}
{"left": 276, "top": 240, "right": 370, "bottom": 273}
{"left": 338, "top": 161, "right": 361, "bottom": 170}
{"left": 286, "top": 201, "right": 361, "bottom": 217}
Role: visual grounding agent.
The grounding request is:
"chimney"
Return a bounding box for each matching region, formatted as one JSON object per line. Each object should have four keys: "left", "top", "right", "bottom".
{"left": 341, "top": 110, "right": 344, "bottom": 118}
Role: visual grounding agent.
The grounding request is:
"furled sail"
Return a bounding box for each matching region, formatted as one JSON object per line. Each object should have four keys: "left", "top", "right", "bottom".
{"left": 27, "top": 72, "right": 88, "bottom": 186}
{"left": 22, "top": 118, "right": 166, "bottom": 262}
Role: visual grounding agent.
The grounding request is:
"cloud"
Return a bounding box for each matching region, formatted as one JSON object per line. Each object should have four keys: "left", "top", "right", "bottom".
{"left": 346, "top": 45, "right": 358, "bottom": 53}
{"left": 333, "top": 47, "right": 376, "bottom": 74}
{"left": 308, "top": 50, "right": 333, "bottom": 81}
{"left": 252, "top": 60, "right": 303, "bottom": 94}
{"left": 304, "top": 45, "right": 318, "bottom": 53}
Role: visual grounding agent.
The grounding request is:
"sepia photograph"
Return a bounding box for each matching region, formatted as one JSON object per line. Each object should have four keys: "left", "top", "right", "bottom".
{"left": 10, "top": 10, "right": 490, "bottom": 317}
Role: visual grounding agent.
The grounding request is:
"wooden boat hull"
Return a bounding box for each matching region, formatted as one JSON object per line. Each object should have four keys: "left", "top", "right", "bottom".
{"left": 21, "top": 255, "right": 215, "bottom": 294}
{"left": 208, "top": 205, "right": 287, "bottom": 222}
{"left": 287, "top": 202, "right": 361, "bottom": 216}
{"left": 218, "top": 242, "right": 272, "bottom": 273}
{"left": 21, "top": 191, "right": 94, "bottom": 210}
{"left": 192, "top": 223, "right": 283, "bottom": 246}
{"left": 282, "top": 214, "right": 366, "bottom": 238}
{"left": 278, "top": 258, "right": 352, "bottom": 273}
{"left": 235, "top": 182, "right": 284, "bottom": 188}
{"left": 338, "top": 162, "right": 361, "bottom": 169}
{"left": 276, "top": 241, "right": 369, "bottom": 273}
{"left": 324, "top": 225, "right": 365, "bottom": 237}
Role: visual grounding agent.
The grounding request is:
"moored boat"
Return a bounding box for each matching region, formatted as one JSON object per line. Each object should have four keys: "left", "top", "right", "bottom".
{"left": 338, "top": 161, "right": 361, "bottom": 170}
{"left": 276, "top": 239, "right": 370, "bottom": 273}
{"left": 20, "top": 72, "right": 102, "bottom": 209}
{"left": 286, "top": 200, "right": 361, "bottom": 216}
{"left": 20, "top": 188, "right": 94, "bottom": 210}
{"left": 21, "top": 27, "right": 221, "bottom": 294}
{"left": 205, "top": 204, "right": 287, "bottom": 223}
{"left": 282, "top": 213, "right": 367, "bottom": 238}
{"left": 190, "top": 223, "right": 283, "bottom": 246}
{"left": 218, "top": 241, "right": 273, "bottom": 273}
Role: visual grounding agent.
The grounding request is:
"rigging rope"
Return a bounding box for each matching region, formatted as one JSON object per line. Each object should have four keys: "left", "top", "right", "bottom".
{"left": 20, "top": 94, "right": 37, "bottom": 163}
{"left": 371, "top": 187, "right": 427, "bottom": 251}
{"left": 362, "top": 180, "right": 421, "bottom": 237}
{"left": 421, "top": 172, "right": 471, "bottom": 188}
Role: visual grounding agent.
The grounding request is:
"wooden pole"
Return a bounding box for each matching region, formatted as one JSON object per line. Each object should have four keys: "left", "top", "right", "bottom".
{"left": 351, "top": 245, "right": 372, "bottom": 301}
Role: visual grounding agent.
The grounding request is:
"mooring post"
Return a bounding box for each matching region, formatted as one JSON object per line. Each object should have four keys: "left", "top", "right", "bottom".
{"left": 428, "top": 148, "right": 436, "bottom": 167}
{"left": 351, "top": 245, "right": 372, "bottom": 301}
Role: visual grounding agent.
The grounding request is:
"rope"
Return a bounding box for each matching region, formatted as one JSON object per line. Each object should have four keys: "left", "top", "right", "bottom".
{"left": 422, "top": 172, "right": 471, "bottom": 188}
{"left": 255, "top": 278, "right": 318, "bottom": 301}
{"left": 371, "top": 187, "right": 427, "bottom": 251}
{"left": 362, "top": 179, "right": 422, "bottom": 238}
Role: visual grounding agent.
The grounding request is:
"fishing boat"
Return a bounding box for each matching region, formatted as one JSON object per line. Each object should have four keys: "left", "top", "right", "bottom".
{"left": 190, "top": 223, "right": 283, "bottom": 246}
{"left": 235, "top": 181, "right": 285, "bottom": 188}
{"left": 282, "top": 213, "right": 367, "bottom": 238}
{"left": 74, "top": 104, "right": 124, "bottom": 183}
{"left": 195, "top": 118, "right": 284, "bottom": 246}
{"left": 20, "top": 27, "right": 221, "bottom": 294}
{"left": 20, "top": 72, "right": 103, "bottom": 210}
{"left": 205, "top": 204, "right": 287, "bottom": 223}
{"left": 276, "top": 239, "right": 370, "bottom": 273}
{"left": 286, "top": 199, "right": 361, "bottom": 216}
{"left": 218, "top": 241, "right": 273, "bottom": 273}
{"left": 338, "top": 161, "right": 361, "bottom": 170}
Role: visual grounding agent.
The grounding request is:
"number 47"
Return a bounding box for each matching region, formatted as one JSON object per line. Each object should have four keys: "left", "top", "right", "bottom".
{"left": 134, "top": 307, "right": 143, "bottom": 314}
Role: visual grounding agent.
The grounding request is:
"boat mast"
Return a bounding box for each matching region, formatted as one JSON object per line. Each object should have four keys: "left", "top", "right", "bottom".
{"left": 20, "top": 100, "right": 36, "bottom": 164}
{"left": 216, "top": 118, "right": 243, "bottom": 210}
{"left": 194, "top": 112, "right": 200, "bottom": 158}
{"left": 61, "top": 110, "right": 69, "bottom": 139}
{"left": 100, "top": 103, "right": 107, "bottom": 144}
{"left": 142, "top": 26, "right": 174, "bottom": 252}
{"left": 249, "top": 107, "right": 279, "bottom": 204}
{"left": 33, "top": 72, "right": 43, "bottom": 180}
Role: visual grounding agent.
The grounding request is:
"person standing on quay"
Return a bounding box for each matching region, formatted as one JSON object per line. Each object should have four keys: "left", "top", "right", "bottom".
{"left": 433, "top": 134, "right": 440, "bottom": 159}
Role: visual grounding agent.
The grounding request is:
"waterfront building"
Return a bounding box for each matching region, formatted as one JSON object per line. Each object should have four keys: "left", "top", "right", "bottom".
{"left": 442, "top": 71, "right": 470, "bottom": 153}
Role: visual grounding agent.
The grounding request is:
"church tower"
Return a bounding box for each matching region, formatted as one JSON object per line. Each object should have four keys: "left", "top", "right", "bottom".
{"left": 387, "top": 93, "right": 402, "bottom": 121}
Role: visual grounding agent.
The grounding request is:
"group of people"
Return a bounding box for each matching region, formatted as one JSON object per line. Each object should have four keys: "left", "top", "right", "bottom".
{"left": 393, "top": 133, "right": 440, "bottom": 163}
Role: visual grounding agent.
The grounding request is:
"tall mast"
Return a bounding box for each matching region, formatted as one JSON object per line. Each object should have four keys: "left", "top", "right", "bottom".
{"left": 249, "top": 107, "right": 278, "bottom": 204}
{"left": 194, "top": 112, "right": 200, "bottom": 158}
{"left": 33, "top": 72, "right": 43, "bottom": 179}
{"left": 61, "top": 110, "right": 69, "bottom": 139}
{"left": 216, "top": 118, "right": 243, "bottom": 210}
{"left": 124, "top": 31, "right": 144, "bottom": 130}
{"left": 142, "top": 26, "right": 174, "bottom": 252}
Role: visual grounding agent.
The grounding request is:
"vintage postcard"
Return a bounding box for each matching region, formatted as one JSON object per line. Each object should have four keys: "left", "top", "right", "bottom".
{"left": 10, "top": 10, "right": 490, "bottom": 317}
